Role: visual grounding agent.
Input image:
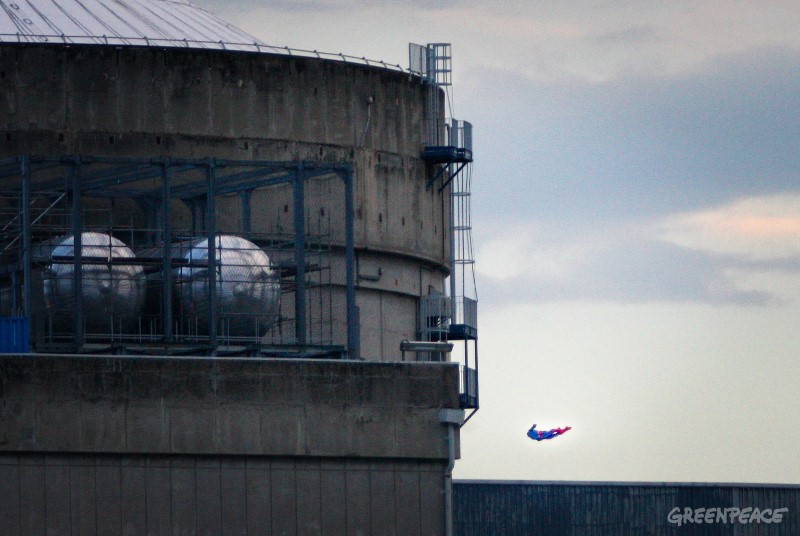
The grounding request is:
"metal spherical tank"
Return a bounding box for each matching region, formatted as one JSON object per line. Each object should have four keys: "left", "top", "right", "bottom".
{"left": 174, "top": 235, "right": 280, "bottom": 338}
{"left": 42, "top": 232, "right": 145, "bottom": 334}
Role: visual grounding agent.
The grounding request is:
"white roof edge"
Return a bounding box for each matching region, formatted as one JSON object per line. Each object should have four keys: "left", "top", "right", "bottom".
{"left": 0, "top": 0, "right": 261, "bottom": 51}
{"left": 0, "top": 0, "right": 410, "bottom": 73}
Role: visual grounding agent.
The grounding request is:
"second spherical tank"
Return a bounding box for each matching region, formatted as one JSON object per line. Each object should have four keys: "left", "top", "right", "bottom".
{"left": 173, "top": 235, "right": 280, "bottom": 338}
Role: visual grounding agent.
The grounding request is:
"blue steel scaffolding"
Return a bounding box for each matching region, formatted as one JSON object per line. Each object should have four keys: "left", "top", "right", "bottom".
{"left": 0, "top": 155, "right": 357, "bottom": 358}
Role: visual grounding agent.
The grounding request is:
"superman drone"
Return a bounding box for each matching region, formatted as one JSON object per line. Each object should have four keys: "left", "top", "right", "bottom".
{"left": 527, "top": 423, "right": 572, "bottom": 442}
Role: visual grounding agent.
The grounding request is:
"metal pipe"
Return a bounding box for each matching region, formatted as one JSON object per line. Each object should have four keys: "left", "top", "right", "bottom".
{"left": 445, "top": 422, "right": 455, "bottom": 536}
{"left": 439, "top": 408, "right": 463, "bottom": 536}
{"left": 358, "top": 96, "right": 373, "bottom": 147}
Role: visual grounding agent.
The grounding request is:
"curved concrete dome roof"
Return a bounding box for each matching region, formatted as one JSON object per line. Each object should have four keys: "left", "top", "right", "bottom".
{"left": 0, "top": 0, "right": 264, "bottom": 51}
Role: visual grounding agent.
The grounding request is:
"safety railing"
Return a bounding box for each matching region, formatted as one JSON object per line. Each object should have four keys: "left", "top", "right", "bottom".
{"left": 460, "top": 365, "right": 478, "bottom": 409}
{"left": 0, "top": 33, "right": 411, "bottom": 73}
{"left": 420, "top": 294, "right": 451, "bottom": 341}
{"left": 448, "top": 120, "right": 473, "bottom": 155}
{"left": 452, "top": 296, "right": 477, "bottom": 331}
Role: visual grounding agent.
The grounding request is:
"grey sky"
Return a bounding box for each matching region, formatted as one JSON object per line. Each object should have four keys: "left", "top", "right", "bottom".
{"left": 194, "top": 0, "right": 800, "bottom": 483}
{"left": 472, "top": 47, "right": 800, "bottom": 224}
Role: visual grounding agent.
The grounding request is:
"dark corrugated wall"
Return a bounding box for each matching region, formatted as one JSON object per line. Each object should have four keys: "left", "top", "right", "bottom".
{"left": 454, "top": 481, "right": 800, "bottom": 535}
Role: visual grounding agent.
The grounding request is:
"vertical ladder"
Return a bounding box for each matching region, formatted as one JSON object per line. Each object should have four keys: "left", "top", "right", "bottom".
{"left": 449, "top": 161, "right": 477, "bottom": 338}
{"left": 410, "top": 42, "right": 452, "bottom": 147}
{"left": 411, "top": 42, "right": 479, "bottom": 409}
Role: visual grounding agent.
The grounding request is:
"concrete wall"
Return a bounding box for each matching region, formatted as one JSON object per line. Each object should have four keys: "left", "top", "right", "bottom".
{"left": 0, "top": 355, "right": 460, "bottom": 457}
{"left": 0, "top": 354, "right": 461, "bottom": 535}
{"left": 0, "top": 454, "right": 445, "bottom": 536}
{"left": 0, "top": 43, "right": 451, "bottom": 360}
{"left": 0, "top": 44, "right": 448, "bottom": 266}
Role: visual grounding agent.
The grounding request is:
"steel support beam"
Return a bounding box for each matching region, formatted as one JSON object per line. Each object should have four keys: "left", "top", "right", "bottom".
{"left": 167, "top": 167, "right": 340, "bottom": 200}
{"left": 166, "top": 167, "right": 283, "bottom": 199}
{"left": 162, "top": 162, "right": 173, "bottom": 343}
{"left": 344, "top": 168, "right": 359, "bottom": 359}
{"left": 426, "top": 163, "right": 450, "bottom": 190}
{"left": 70, "top": 159, "right": 84, "bottom": 349}
{"left": 438, "top": 162, "right": 468, "bottom": 193}
{"left": 449, "top": 171, "right": 457, "bottom": 322}
{"left": 187, "top": 199, "right": 200, "bottom": 234}
{"left": 240, "top": 190, "right": 252, "bottom": 240}
{"left": 206, "top": 160, "right": 217, "bottom": 351}
{"left": 20, "top": 156, "right": 32, "bottom": 325}
{"left": 80, "top": 163, "right": 151, "bottom": 183}
{"left": 138, "top": 198, "right": 158, "bottom": 245}
{"left": 293, "top": 165, "right": 306, "bottom": 346}
{"left": 461, "top": 339, "right": 480, "bottom": 425}
{"left": 5, "top": 154, "right": 355, "bottom": 356}
{"left": 36, "top": 163, "right": 193, "bottom": 193}
{"left": 475, "top": 339, "right": 479, "bottom": 406}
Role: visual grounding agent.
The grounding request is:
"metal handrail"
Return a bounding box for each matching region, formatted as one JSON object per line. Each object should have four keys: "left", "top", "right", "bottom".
{"left": 459, "top": 364, "right": 478, "bottom": 409}
{"left": 449, "top": 120, "right": 473, "bottom": 153}
{"left": 0, "top": 33, "right": 414, "bottom": 74}
{"left": 420, "top": 295, "right": 451, "bottom": 337}
{"left": 452, "top": 296, "right": 477, "bottom": 329}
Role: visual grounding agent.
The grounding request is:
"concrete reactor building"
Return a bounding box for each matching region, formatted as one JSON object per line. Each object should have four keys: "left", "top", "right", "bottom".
{"left": 0, "top": 1, "right": 478, "bottom": 535}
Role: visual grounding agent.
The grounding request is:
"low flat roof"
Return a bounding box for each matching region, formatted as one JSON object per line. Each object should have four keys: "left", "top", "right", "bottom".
{"left": 456, "top": 479, "right": 800, "bottom": 489}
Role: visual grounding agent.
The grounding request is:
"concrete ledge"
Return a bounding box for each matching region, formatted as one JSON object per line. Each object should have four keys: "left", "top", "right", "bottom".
{"left": 0, "top": 355, "right": 460, "bottom": 460}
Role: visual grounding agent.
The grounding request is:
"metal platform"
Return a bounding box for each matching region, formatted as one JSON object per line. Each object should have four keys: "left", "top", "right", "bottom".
{"left": 448, "top": 323, "right": 477, "bottom": 341}
{"left": 421, "top": 145, "right": 473, "bottom": 165}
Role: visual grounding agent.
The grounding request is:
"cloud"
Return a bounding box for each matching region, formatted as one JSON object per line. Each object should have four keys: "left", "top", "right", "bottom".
{"left": 593, "top": 24, "right": 664, "bottom": 46}
{"left": 193, "top": 1, "right": 800, "bottom": 84}
{"left": 477, "top": 220, "right": 752, "bottom": 305}
{"left": 660, "top": 193, "right": 800, "bottom": 261}
{"left": 657, "top": 193, "right": 800, "bottom": 304}
{"left": 475, "top": 222, "right": 589, "bottom": 283}
{"left": 188, "top": 2, "right": 800, "bottom": 308}
{"left": 477, "top": 193, "right": 800, "bottom": 307}
{"left": 470, "top": 45, "right": 800, "bottom": 229}
{"left": 457, "top": 297, "right": 800, "bottom": 482}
